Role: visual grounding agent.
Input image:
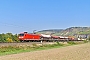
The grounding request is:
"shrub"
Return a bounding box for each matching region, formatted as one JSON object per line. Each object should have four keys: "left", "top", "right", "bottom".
{"left": 32, "top": 43, "right": 37, "bottom": 47}
{"left": 67, "top": 41, "right": 76, "bottom": 45}
{"left": 88, "top": 36, "right": 90, "bottom": 41}
{"left": 83, "top": 40, "right": 88, "bottom": 43}
{"left": 56, "top": 41, "right": 63, "bottom": 46}
{"left": 6, "top": 38, "right": 13, "bottom": 43}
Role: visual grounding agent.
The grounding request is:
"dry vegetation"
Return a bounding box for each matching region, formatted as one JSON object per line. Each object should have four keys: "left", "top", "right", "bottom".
{"left": 0, "top": 42, "right": 90, "bottom": 60}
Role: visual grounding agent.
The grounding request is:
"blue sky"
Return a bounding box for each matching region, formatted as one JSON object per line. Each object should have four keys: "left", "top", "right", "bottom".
{"left": 0, "top": 0, "right": 90, "bottom": 34}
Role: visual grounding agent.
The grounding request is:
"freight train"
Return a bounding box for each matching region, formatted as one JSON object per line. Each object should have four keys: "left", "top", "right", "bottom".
{"left": 18, "top": 32, "right": 75, "bottom": 42}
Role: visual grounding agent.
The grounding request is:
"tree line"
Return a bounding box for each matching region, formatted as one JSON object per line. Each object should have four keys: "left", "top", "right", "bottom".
{"left": 0, "top": 33, "right": 19, "bottom": 42}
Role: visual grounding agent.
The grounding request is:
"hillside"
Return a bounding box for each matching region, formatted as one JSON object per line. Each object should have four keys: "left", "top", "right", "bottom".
{"left": 60, "top": 27, "right": 90, "bottom": 36}
{"left": 37, "top": 27, "right": 90, "bottom": 36}
{"left": 37, "top": 29, "right": 63, "bottom": 35}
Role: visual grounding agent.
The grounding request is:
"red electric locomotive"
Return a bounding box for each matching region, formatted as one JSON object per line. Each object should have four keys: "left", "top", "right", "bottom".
{"left": 19, "top": 32, "right": 41, "bottom": 42}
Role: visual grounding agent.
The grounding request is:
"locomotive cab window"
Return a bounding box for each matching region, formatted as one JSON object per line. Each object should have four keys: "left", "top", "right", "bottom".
{"left": 19, "top": 34, "right": 24, "bottom": 36}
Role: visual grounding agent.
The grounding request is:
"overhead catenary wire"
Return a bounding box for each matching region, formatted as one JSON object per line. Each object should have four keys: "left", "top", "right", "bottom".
{"left": 0, "top": 21, "right": 35, "bottom": 33}
{"left": 0, "top": 22, "right": 27, "bottom": 28}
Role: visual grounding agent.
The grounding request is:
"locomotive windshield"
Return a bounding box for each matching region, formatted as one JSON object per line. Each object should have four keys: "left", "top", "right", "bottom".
{"left": 19, "top": 34, "right": 24, "bottom": 36}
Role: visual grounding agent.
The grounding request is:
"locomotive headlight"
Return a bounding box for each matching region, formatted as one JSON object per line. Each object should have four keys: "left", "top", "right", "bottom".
{"left": 19, "top": 37, "right": 24, "bottom": 38}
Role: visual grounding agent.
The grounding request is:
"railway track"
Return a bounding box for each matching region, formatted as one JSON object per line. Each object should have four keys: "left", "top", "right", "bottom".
{"left": 0, "top": 40, "right": 83, "bottom": 47}
{"left": 0, "top": 42, "right": 41, "bottom": 47}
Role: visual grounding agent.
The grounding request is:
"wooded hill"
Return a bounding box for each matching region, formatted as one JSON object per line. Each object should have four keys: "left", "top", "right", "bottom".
{"left": 37, "top": 27, "right": 90, "bottom": 36}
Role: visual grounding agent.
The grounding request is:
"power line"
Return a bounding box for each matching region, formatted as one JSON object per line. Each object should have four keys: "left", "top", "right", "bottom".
{"left": 0, "top": 21, "right": 30, "bottom": 29}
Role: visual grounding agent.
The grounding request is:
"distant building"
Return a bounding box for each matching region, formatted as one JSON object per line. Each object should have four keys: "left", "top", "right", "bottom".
{"left": 74, "top": 34, "right": 90, "bottom": 39}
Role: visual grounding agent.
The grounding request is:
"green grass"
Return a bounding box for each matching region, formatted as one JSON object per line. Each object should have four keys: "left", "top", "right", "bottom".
{"left": 0, "top": 41, "right": 87, "bottom": 56}
{"left": 67, "top": 41, "right": 76, "bottom": 45}
{"left": 0, "top": 43, "right": 65, "bottom": 56}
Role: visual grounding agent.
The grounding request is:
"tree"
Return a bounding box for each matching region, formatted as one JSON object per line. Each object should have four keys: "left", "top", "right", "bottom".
{"left": 0, "top": 33, "right": 19, "bottom": 42}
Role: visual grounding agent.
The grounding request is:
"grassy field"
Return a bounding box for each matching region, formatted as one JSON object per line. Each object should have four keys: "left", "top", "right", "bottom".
{"left": 0, "top": 41, "right": 88, "bottom": 56}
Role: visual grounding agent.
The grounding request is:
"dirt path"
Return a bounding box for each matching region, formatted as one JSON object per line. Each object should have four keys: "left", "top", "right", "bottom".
{"left": 0, "top": 43, "right": 90, "bottom": 60}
